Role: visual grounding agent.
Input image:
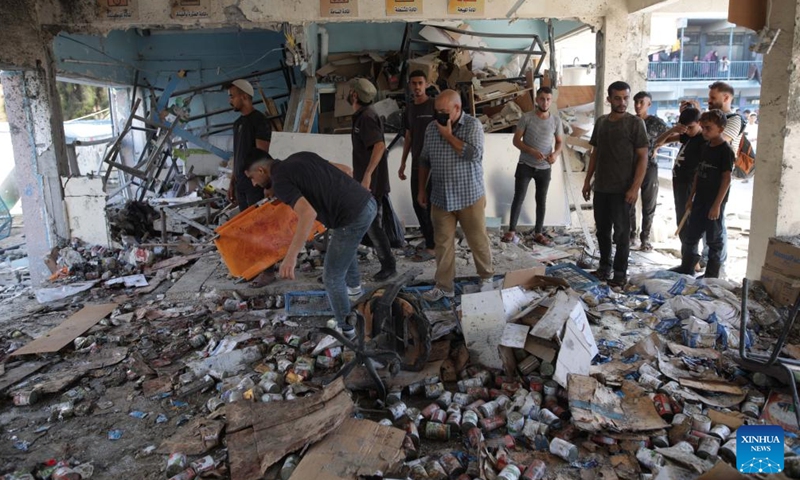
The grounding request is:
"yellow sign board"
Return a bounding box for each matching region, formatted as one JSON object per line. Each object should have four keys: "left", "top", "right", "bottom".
{"left": 171, "top": 0, "right": 211, "bottom": 20}
{"left": 320, "top": 0, "right": 358, "bottom": 17}
{"left": 386, "top": 0, "right": 423, "bottom": 15}
{"left": 447, "top": 0, "right": 484, "bottom": 15}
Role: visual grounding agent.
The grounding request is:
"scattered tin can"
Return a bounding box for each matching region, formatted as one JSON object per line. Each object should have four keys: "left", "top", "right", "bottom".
{"left": 387, "top": 401, "right": 408, "bottom": 420}
{"left": 651, "top": 434, "right": 670, "bottom": 448}
{"left": 437, "top": 390, "right": 453, "bottom": 407}
{"left": 424, "top": 422, "right": 450, "bottom": 441}
{"left": 407, "top": 380, "right": 425, "bottom": 396}
{"left": 710, "top": 424, "right": 731, "bottom": 440}
{"left": 684, "top": 434, "right": 701, "bottom": 450}
{"left": 653, "top": 393, "right": 673, "bottom": 419}
{"left": 281, "top": 454, "right": 299, "bottom": 480}
{"left": 466, "top": 387, "right": 490, "bottom": 400}
{"left": 405, "top": 421, "right": 420, "bottom": 447}
{"left": 315, "top": 355, "right": 336, "bottom": 369}
{"left": 507, "top": 411, "right": 525, "bottom": 436}
{"left": 638, "top": 373, "right": 663, "bottom": 390}
{"left": 697, "top": 436, "right": 721, "bottom": 459}
{"left": 480, "top": 415, "right": 506, "bottom": 432}
{"left": 167, "top": 453, "right": 189, "bottom": 477}
{"left": 206, "top": 397, "right": 225, "bottom": 412}
{"left": 543, "top": 380, "right": 559, "bottom": 396}
{"left": 446, "top": 411, "right": 462, "bottom": 430}
{"left": 446, "top": 402, "right": 462, "bottom": 415}
{"left": 692, "top": 414, "right": 712, "bottom": 433}
{"left": 190, "top": 456, "right": 215, "bottom": 474}
{"left": 487, "top": 435, "right": 516, "bottom": 450}
{"left": 747, "top": 391, "right": 766, "bottom": 406}
{"left": 550, "top": 437, "right": 578, "bottom": 462}
{"left": 261, "top": 393, "right": 283, "bottom": 402}
{"left": 636, "top": 448, "right": 665, "bottom": 470}
{"left": 465, "top": 398, "right": 486, "bottom": 412}
{"left": 528, "top": 376, "right": 544, "bottom": 392}
{"left": 672, "top": 413, "right": 689, "bottom": 425}
{"left": 639, "top": 363, "right": 661, "bottom": 378}
{"left": 409, "top": 463, "right": 428, "bottom": 478}
{"left": 497, "top": 465, "right": 521, "bottom": 480}
{"left": 439, "top": 453, "right": 465, "bottom": 477}
{"left": 521, "top": 459, "right": 546, "bottom": 480}
{"left": 405, "top": 407, "right": 422, "bottom": 425}
{"left": 466, "top": 427, "right": 484, "bottom": 449}
{"left": 421, "top": 402, "right": 441, "bottom": 419}
{"left": 473, "top": 370, "right": 492, "bottom": 385}
{"left": 539, "top": 361, "right": 555, "bottom": 378}
{"left": 461, "top": 410, "right": 479, "bottom": 432}
{"left": 478, "top": 400, "right": 498, "bottom": 418}
{"left": 538, "top": 408, "right": 562, "bottom": 429}
{"left": 402, "top": 435, "right": 418, "bottom": 460}
{"left": 719, "top": 438, "right": 737, "bottom": 463}
{"left": 430, "top": 409, "right": 447, "bottom": 424}
{"left": 189, "top": 334, "right": 207, "bottom": 348}
{"left": 683, "top": 402, "right": 703, "bottom": 416}
{"left": 591, "top": 435, "right": 618, "bottom": 446}
{"left": 425, "top": 382, "right": 445, "bottom": 399}
{"left": 741, "top": 401, "right": 760, "bottom": 418}
{"left": 13, "top": 388, "right": 40, "bottom": 406}
{"left": 259, "top": 380, "right": 280, "bottom": 394}
{"left": 518, "top": 356, "right": 541, "bottom": 375}
{"left": 453, "top": 392, "right": 472, "bottom": 406}
{"left": 378, "top": 418, "right": 394, "bottom": 427}
{"left": 284, "top": 391, "right": 297, "bottom": 401}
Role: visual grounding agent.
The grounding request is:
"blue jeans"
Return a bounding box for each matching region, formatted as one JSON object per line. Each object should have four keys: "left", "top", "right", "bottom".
{"left": 324, "top": 197, "right": 377, "bottom": 324}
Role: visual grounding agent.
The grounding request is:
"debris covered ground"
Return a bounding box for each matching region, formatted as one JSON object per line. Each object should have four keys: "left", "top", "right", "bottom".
{"left": 1, "top": 201, "right": 800, "bottom": 480}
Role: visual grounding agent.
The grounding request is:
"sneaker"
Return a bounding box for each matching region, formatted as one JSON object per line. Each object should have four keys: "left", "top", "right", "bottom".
{"left": 590, "top": 269, "right": 612, "bottom": 281}
{"left": 422, "top": 286, "right": 455, "bottom": 302}
{"left": 372, "top": 268, "right": 397, "bottom": 282}
{"left": 347, "top": 285, "right": 363, "bottom": 297}
{"left": 340, "top": 324, "right": 356, "bottom": 340}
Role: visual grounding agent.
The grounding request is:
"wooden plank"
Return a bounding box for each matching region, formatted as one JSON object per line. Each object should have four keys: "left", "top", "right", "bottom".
{"left": 283, "top": 87, "right": 303, "bottom": 132}
{"left": 227, "top": 377, "right": 345, "bottom": 432}
{"left": 0, "top": 361, "right": 51, "bottom": 392}
{"left": 166, "top": 256, "right": 220, "bottom": 298}
{"left": 344, "top": 360, "right": 444, "bottom": 391}
{"left": 11, "top": 304, "right": 117, "bottom": 356}
{"left": 227, "top": 428, "right": 261, "bottom": 480}
{"left": 679, "top": 378, "right": 745, "bottom": 395}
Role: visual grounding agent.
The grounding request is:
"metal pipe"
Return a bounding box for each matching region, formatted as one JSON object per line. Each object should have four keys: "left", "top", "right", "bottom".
{"left": 186, "top": 93, "right": 289, "bottom": 122}
{"left": 430, "top": 23, "right": 546, "bottom": 39}
{"left": 171, "top": 66, "right": 286, "bottom": 97}
{"left": 408, "top": 38, "right": 545, "bottom": 56}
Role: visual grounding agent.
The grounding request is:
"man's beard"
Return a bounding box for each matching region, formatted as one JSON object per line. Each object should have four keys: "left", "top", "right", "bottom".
{"left": 612, "top": 105, "right": 627, "bottom": 112}
{"left": 536, "top": 105, "right": 549, "bottom": 112}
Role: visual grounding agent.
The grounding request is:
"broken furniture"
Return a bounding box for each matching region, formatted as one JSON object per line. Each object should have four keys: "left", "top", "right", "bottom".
{"left": 0, "top": 196, "right": 11, "bottom": 241}
{"left": 737, "top": 278, "right": 800, "bottom": 426}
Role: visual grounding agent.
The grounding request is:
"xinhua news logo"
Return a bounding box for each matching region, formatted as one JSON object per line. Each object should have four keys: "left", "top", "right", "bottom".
{"left": 737, "top": 425, "right": 785, "bottom": 474}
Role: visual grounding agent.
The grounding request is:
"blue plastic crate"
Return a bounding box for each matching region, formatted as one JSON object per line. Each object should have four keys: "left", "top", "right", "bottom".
{"left": 284, "top": 290, "right": 334, "bottom": 317}
{"left": 545, "top": 263, "right": 599, "bottom": 290}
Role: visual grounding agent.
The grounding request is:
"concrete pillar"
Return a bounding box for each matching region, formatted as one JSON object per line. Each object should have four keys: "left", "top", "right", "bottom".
{"left": 0, "top": 48, "right": 71, "bottom": 285}
{"left": 595, "top": 10, "right": 651, "bottom": 117}
{"left": 745, "top": 0, "right": 800, "bottom": 279}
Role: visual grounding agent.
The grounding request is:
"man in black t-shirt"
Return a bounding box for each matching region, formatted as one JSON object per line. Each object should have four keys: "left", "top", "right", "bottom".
{"left": 400, "top": 70, "right": 436, "bottom": 261}
{"left": 349, "top": 78, "right": 397, "bottom": 282}
{"left": 228, "top": 79, "right": 272, "bottom": 210}
{"left": 244, "top": 150, "right": 376, "bottom": 334}
{"left": 671, "top": 110, "right": 734, "bottom": 278}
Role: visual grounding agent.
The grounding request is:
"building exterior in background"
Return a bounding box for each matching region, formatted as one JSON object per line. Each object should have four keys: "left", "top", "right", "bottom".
{"left": 646, "top": 19, "right": 762, "bottom": 122}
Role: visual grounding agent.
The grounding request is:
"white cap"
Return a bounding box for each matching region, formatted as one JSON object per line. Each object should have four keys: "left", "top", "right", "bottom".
{"left": 231, "top": 79, "right": 254, "bottom": 97}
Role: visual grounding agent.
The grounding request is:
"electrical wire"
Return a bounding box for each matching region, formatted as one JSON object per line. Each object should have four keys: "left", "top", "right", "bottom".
{"left": 58, "top": 34, "right": 161, "bottom": 75}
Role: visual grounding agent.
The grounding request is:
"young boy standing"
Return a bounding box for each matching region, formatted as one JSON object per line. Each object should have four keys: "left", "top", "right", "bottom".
{"left": 671, "top": 110, "right": 734, "bottom": 278}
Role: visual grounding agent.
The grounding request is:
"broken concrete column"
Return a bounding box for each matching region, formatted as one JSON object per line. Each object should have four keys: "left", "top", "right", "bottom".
{"left": 595, "top": 9, "right": 651, "bottom": 117}
{"left": 746, "top": 0, "right": 800, "bottom": 278}
{"left": 1, "top": 48, "right": 71, "bottom": 285}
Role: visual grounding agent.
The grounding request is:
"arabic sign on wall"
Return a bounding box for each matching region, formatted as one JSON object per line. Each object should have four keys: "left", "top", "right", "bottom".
{"left": 97, "top": 0, "right": 139, "bottom": 20}
{"left": 320, "top": 0, "right": 358, "bottom": 17}
{"left": 447, "top": 0, "right": 484, "bottom": 15}
{"left": 386, "top": 0, "right": 423, "bottom": 16}
{"left": 171, "top": 0, "right": 211, "bottom": 19}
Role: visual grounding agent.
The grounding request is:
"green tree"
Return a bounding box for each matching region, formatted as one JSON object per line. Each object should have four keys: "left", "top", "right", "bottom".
{"left": 57, "top": 82, "right": 110, "bottom": 121}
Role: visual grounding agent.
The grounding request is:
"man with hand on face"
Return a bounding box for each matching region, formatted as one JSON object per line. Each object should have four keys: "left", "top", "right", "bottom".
{"left": 349, "top": 78, "right": 397, "bottom": 282}
{"left": 418, "top": 89, "right": 494, "bottom": 302}
{"left": 399, "top": 70, "right": 437, "bottom": 262}
{"left": 244, "top": 149, "right": 375, "bottom": 338}
{"left": 503, "top": 86, "right": 562, "bottom": 246}
{"left": 630, "top": 91, "right": 668, "bottom": 251}
{"left": 582, "top": 81, "right": 649, "bottom": 287}
{"left": 227, "top": 78, "right": 275, "bottom": 287}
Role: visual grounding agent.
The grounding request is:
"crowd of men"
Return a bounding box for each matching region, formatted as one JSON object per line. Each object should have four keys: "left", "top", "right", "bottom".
{"left": 224, "top": 75, "right": 744, "bottom": 332}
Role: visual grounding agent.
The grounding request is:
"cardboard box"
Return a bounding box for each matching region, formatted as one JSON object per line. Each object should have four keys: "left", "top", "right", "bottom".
{"left": 407, "top": 52, "right": 441, "bottom": 84}
{"left": 761, "top": 265, "right": 800, "bottom": 307}
{"left": 764, "top": 237, "right": 800, "bottom": 279}
{"left": 316, "top": 52, "right": 383, "bottom": 80}
{"left": 333, "top": 82, "right": 353, "bottom": 118}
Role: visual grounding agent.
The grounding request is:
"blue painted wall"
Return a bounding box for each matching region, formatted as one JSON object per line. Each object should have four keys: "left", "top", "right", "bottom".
{"left": 54, "top": 30, "right": 139, "bottom": 85}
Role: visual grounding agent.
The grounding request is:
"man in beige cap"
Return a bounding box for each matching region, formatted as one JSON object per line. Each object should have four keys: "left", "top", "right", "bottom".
{"left": 348, "top": 77, "right": 397, "bottom": 282}
{"left": 228, "top": 78, "right": 274, "bottom": 286}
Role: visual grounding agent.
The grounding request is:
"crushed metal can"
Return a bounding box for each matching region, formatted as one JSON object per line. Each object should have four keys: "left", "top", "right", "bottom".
{"left": 439, "top": 453, "right": 465, "bottom": 477}
{"left": 190, "top": 456, "right": 215, "bottom": 474}
{"left": 166, "top": 453, "right": 189, "bottom": 477}
{"left": 423, "top": 422, "right": 450, "bottom": 441}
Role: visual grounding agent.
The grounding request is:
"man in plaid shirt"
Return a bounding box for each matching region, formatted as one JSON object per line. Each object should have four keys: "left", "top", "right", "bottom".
{"left": 417, "top": 90, "right": 494, "bottom": 301}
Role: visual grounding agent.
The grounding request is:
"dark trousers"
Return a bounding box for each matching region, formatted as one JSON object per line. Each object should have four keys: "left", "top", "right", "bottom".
{"left": 236, "top": 179, "right": 265, "bottom": 212}
{"left": 681, "top": 200, "right": 727, "bottom": 277}
{"left": 594, "top": 191, "right": 632, "bottom": 276}
{"left": 629, "top": 163, "right": 659, "bottom": 240}
{"left": 673, "top": 177, "right": 727, "bottom": 263}
{"left": 509, "top": 164, "right": 551, "bottom": 234}
{"left": 410, "top": 166, "right": 435, "bottom": 250}
{"left": 365, "top": 195, "right": 396, "bottom": 272}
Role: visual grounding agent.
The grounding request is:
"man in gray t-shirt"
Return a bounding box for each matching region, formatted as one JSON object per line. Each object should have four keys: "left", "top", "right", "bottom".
{"left": 583, "top": 81, "right": 649, "bottom": 286}
{"left": 502, "top": 87, "right": 562, "bottom": 245}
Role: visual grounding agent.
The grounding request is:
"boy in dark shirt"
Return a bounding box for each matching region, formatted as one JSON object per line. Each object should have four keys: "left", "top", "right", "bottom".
{"left": 671, "top": 110, "right": 734, "bottom": 278}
